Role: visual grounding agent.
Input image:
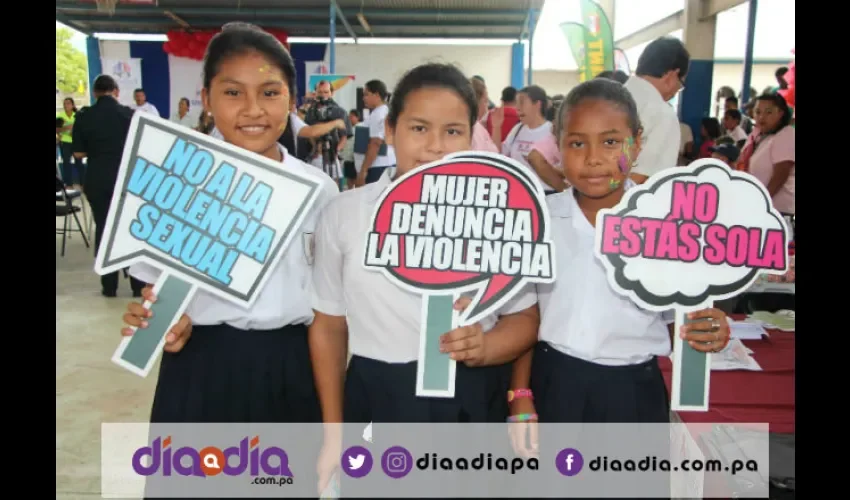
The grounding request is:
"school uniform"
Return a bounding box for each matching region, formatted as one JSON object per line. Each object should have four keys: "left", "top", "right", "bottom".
{"left": 311, "top": 170, "right": 537, "bottom": 423}
{"left": 129, "top": 143, "right": 338, "bottom": 424}
{"left": 533, "top": 183, "right": 674, "bottom": 424}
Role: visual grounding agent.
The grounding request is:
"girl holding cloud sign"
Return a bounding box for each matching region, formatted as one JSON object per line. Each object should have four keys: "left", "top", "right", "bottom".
{"left": 309, "top": 63, "right": 541, "bottom": 493}
{"left": 120, "top": 23, "right": 337, "bottom": 426}
{"left": 509, "top": 79, "right": 731, "bottom": 453}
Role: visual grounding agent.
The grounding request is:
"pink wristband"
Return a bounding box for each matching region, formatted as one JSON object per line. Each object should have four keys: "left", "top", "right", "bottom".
{"left": 507, "top": 389, "right": 533, "bottom": 403}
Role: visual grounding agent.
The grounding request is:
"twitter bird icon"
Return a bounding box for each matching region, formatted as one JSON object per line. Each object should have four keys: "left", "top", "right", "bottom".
{"left": 363, "top": 422, "right": 373, "bottom": 443}
{"left": 341, "top": 445, "right": 373, "bottom": 478}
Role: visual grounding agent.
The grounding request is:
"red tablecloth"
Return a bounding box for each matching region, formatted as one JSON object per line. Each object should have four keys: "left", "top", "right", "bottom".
{"left": 659, "top": 324, "right": 795, "bottom": 434}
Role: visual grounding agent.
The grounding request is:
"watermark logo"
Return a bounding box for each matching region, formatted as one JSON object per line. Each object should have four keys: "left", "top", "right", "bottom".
{"left": 341, "top": 445, "right": 373, "bottom": 479}
{"left": 131, "top": 436, "right": 293, "bottom": 478}
{"left": 555, "top": 448, "right": 584, "bottom": 477}
{"left": 381, "top": 446, "right": 415, "bottom": 479}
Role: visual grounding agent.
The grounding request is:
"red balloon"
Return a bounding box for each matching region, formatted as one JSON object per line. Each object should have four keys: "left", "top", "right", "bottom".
{"left": 777, "top": 87, "right": 795, "bottom": 107}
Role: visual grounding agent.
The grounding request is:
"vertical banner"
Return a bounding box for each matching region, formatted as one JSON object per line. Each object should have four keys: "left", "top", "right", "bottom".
{"left": 167, "top": 54, "right": 204, "bottom": 124}
{"left": 95, "top": 113, "right": 323, "bottom": 377}
{"left": 362, "top": 152, "right": 555, "bottom": 398}
{"left": 101, "top": 58, "right": 143, "bottom": 107}
{"left": 307, "top": 74, "right": 357, "bottom": 114}
{"left": 594, "top": 159, "right": 789, "bottom": 411}
{"left": 614, "top": 48, "right": 631, "bottom": 75}
{"left": 560, "top": 22, "right": 590, "bottom": 82}
{"left": 305, "top": 61, "right": 330, "bottom": 97}
{"left": 579, "top": 0, "right": 615, "bottom": 79}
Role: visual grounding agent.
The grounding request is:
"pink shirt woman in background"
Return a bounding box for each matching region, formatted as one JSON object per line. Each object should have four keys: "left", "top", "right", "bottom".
{"left": 526, "top": 130, "right": 566, "bottom": 193}
{"left": 741, "top": 94, "right": 795, "bottom": 214}
{"left": 469, "top": 78, "right": 499, "bottom": 152}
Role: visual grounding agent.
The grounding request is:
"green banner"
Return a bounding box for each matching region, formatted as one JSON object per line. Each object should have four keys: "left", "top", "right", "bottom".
{"left": 579, "top": 0, "right": 615, "bottom": 80}
{"left": 560, "top": 22, "right": 589, "bottom": 82}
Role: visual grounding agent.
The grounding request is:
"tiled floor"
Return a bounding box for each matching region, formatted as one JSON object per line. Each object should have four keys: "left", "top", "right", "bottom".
{"left": 57, "top": 226, "right": 157, "bottom": 499}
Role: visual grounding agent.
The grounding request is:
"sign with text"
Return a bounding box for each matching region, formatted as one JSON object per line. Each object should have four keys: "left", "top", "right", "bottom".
{"left": 96, "top": 113, "right": 322, "bottom": 377}
{"left": 594, "top": 159, "right": 789, "bottom": 411}
{"left": 363, "top": 152, "right": 555, "bottom": 397}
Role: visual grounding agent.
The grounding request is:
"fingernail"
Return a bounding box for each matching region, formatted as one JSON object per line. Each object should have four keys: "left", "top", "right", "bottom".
{"left": 146, "top": 310, "right": 153, "bottom": 318}
{"left": 149, "top": 294, "right": 157, "bottom": 302}
{"left": 679, "top": 326, "right": 687, "bottom": 334}
{"left": 166, "top": 333, "right": 175, "bottom": 343}
{"left": 449, "top": 353, "right": 457, "bottom": 360}
{"left": 141, "top": 321, "right": 148, "bottom": 328}
{"left": 440, "top": 346, "right": 446, "bottom": 353}
{"left": 679, "top": 332, "right": 686, "bottom": 339}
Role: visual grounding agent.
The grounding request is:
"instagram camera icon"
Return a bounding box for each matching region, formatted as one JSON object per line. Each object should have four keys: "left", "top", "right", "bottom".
{"left": 381, "top": 446, "right": 413, "bottom": 479}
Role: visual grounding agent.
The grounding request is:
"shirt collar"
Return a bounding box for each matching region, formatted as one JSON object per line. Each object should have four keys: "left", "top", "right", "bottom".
{"left": 362, "top": 168, "right": 393, "bottom": 204}
{"left": 548, "top": 179, "right": 638, "bottom": 219}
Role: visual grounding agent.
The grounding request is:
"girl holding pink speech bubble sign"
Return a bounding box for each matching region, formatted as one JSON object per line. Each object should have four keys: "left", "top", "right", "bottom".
{"left": 309, "top": 63, "right": 541, "bottom": 495}
{"left": 507, "top": 80, "right": 731, "bottom": 439}
{"left": 119, "top": 23, "right": 338, "bottom": 436}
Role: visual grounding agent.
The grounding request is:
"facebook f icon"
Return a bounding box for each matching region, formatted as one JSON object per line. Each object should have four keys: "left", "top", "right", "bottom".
{"left": 555, "top": 448, "right": 584, "bottom": 477}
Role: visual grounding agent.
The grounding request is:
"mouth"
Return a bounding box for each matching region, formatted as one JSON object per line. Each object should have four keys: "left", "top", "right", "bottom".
{"left": 582, "top": 174, "right": 613, "bottom": 185}
{"left": 237, "top": 125, "right": 271, "bottom": 136}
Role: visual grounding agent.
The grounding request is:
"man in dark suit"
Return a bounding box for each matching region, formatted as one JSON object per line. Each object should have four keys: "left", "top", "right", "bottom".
{"left": 72, "top": 75, "right": 145, "bottom": 298}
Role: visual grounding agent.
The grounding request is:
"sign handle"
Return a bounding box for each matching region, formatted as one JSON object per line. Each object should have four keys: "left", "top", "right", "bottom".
{"left": 670, "top": 305, "right": 713, "bottom": 412}
{"left": 415, "top": 294, "right": 458, "bottom": 398}
{"left": 111, "top": 272, "right": 197, "bottom": 378}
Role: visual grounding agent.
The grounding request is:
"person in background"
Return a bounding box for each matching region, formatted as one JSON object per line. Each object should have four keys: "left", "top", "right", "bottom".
{"left": 341, "top": 109, "right": 360, "bottom": 189}
{"left": 486, "top": 86, "right": 520, "bottom": 145}
{"left": 721, "top": 109, "right": 748, "bottom": 145}
{"left": 355, "top": 79, "right": 396, "bottom": 186}
{"left": 709, "top": 143, "right": 740, "bottom": 168}
{"left": 170, "top": 97, "right": 195, "bottom": 129}
{"left": 739, "top": 93, "right": 795, "bottom": 215}
{"left": 499, "top": 85, "right": 557, "bottom": 193}
{"left": 469, "top": 77, "right": 499, "bottom": 153}
{"left": 596, "top": 70, "right": 629, "bottom": 84}
{"left": 196, "top": 110, "right": 215, "bottom": 134}
{"left": 678, "top": 121, "right": 694, "bottom": 165}
{"left": 624, "top": 36, "right": 690, "bottom": 184}
{"left": 772, "top": 67, "right": 789, "bottom": 94}
{"left": 472, "top": 75, "right": 496, "bottom": 112}
{"left": 57, "top": 97, "right": 84, "bottom": 187}
{"left": 726, "top": 96, "right": 754, "bottom": 135}
{"left": 132, "top": 88, "right": 160, "bottom": 117}
{"left": 527, "top": 122, "right": 566, "bottom": 193}
{"left": 72, "top": 75, "right": 145, "bottom": 298}
{"left": 698, "top": 117, "right": 722, "bottom": 158}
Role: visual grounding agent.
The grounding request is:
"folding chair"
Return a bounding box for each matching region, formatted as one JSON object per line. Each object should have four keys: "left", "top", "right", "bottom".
{"left": 56, "top": 175, "right": 90, "bottom": 257}
{"left": 55, "top": 156, "right": 91, "bottom": 239}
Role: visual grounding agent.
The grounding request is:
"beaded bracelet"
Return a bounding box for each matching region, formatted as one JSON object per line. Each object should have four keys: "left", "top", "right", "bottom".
{"left": 507, "top": 388, "right": 533, "bottom": 402}
{"left": 507, "top": 413, "right": 538, "bottom": 423}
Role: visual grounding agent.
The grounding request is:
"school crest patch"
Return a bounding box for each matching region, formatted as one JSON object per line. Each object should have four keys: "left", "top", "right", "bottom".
{"left": 303, "top": 232, "right": 315, "bottom": 265}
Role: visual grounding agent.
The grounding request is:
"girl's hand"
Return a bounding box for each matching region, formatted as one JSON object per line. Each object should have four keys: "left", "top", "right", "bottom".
{"left": 121, "top": 285, "right": 193, "bottom": 353}
{"left": 508, "top": 397, "right": 539, "bottom": 458}
{"left": 680, "top": 308, "right": 730, "bottom": 353}
{"left": 490, "top": 107, "right": 504, "bottom": 128}
{"left": 316, "top": 432, "right": 341, "bottom": 495}
{"left": 440, "top": 297, "right": 486, "bottom": 366}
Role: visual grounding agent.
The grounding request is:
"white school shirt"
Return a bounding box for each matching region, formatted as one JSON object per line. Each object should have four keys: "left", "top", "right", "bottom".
{"left": 725, "top": 125, "right": 748, "bottom": 143}
{"left": 129, "top": 143, "right": 339, "bottom": 330}
{"left": 536, "top": 184, "right": 674, "bottom": 366}
{"left": 170, "top": 112, "right": 195, "bottom": 129}
{"left": 311, "top": 170, "right": 538, "bottom": 363}
{"left": 624, "top": 76, "right": 680, "bottom": 178}
{"left": 353, "top": 104, "right": 396, "bottom": 171}
{"left": 501, "top": 121, "right": 555, "bottom": 189}
{"left": 134, "top": 102, "right": 161, "bottom": 117}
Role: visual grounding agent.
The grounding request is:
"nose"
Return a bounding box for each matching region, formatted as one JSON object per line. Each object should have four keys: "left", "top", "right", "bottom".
{"left": 242, "top": 93, "right": 264, "bottom": 118}
{"left": 584, "top": 142, "right": 605, "bottom": 167}
{"left": 423, "top": 130, "right": 447, "bottom": 159}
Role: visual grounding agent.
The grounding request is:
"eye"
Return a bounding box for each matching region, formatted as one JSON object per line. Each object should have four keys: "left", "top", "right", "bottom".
{"left": 447, "top": 128, "right": 463, "bottom": 136}
{"left": 264, "top": 90, "right": 281, "bottom": 97}
{"left": 412, "top": 125, "right": 426, "bottom": 133}
{"left": 603, "top": 138, "right": 620, "bottom": 147}
{"left": 224, "top": 89, "right": 240, "bottom": 97}
{"left": 567, "top": 140, "right": 584, "bottom": 148}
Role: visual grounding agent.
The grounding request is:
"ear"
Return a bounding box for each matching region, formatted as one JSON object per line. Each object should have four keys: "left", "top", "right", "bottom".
{"left": 384, "top": 121, "right": 394, "bottom": 147}
{"left": 201, "top": 88, "right": 211, "bottom": 115}
{"left": 630, "top": 131, "right": 643, "bottom": 160}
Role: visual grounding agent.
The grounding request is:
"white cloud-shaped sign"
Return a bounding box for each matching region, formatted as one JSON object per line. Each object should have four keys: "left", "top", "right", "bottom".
{"left": 594, "top": 159, "right": 789, "bottom": 311}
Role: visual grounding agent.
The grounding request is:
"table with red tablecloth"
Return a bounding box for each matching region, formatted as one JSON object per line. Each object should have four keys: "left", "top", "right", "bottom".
{"left": 658, "top": 324, "right": 795, "bottom": 434}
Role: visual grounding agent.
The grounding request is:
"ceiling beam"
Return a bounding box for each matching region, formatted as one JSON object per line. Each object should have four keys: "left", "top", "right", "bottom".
{"left": 701, "top": 0, "right": 747, "bottom": 20}
{"left": 614, "top": 10, "right": 683, "bottom": 50}
{"left": 331, "top": 0, "right": 358, "bottom": 41}
{"left": 56, "top": 12, "right": 91, "bottom": 36}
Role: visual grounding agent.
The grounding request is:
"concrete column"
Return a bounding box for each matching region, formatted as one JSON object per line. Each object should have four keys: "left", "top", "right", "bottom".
{"left": 511, "top": 42, "right": 525, "bottom": 90}
{"left": 681, "top": 0, "right": 716, "bottom": 151}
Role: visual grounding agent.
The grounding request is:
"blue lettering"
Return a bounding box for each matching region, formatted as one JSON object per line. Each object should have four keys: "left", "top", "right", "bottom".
{"left": 204, "top": 163, "right": 236, "bottom": 200}
{"left": 152, "top": 177, "right": 184, "bottom": 211}
{"left": 242, "top": 225, "right": 275, "bottom": 263}
{"left": 198, "top": 198, "right": 231, "bottom": 235}
{"left": 183, "top": 149, "right": 214, "bottom": 185}
{"left": 229, "top": 174, "right": 272, "bottom": 219}
{"left": 129, "top": 204, "right": 160, "bottom": 241}
{"left": 220, "top": 212, "right": 249, "bottom": 246}
{"left": 186, "top": 191, "right": 213, "bottom": 225}
{"left": 127, "top": 158, "right": 166, "bottom": 200}
{"left": 162, "top": 139, "right": 197, "bottom": 176}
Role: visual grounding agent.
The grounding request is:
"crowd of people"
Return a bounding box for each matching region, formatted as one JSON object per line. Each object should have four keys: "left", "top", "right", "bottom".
{"left": 58, "top": 22, "right": 794, "bottom": 495}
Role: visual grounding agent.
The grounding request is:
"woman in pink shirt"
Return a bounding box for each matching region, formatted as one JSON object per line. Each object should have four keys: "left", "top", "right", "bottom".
{"left": 469, "top": 78, "right": 499, "bottom": 153}
{"left": 740, "top": 94, "right": 795, "bottom": 215}
{"left": 527, "top": 127, "right": 567, "bottom": 192}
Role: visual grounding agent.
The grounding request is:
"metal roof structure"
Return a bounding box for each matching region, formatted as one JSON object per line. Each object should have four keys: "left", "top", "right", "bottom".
{"left": 56, "top": 0, "right": 546, "bottom": 40}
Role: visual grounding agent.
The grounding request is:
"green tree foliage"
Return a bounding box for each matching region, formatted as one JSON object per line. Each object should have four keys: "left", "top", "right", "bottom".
{"left": 56, "top": 28, "right": 88, "bottom": 93}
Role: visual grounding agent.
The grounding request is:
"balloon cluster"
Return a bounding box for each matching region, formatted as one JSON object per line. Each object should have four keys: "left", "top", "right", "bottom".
{"left": 777, "top": 49, "right": 795, "bottom": 108}
{"left": 162, "top": 29, "right": 290, "bottom": 61}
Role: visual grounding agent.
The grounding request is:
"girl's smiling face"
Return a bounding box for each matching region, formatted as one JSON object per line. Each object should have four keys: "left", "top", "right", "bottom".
{"left": 385, "top": 87, "right": 472, "bottom": 177}
{"left": 560, "top": 98, "right": 641, "bottom": 199}
{"left": 202, "top": 50, "right": 290, "bottom": 160}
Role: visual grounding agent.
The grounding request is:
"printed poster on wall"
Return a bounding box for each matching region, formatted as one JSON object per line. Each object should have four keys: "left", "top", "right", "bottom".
{"left": 101, "top": 58, "right": 143, "bottom": 108}
{"left": 167, "top": 54, "right": 204, "bottom": 123}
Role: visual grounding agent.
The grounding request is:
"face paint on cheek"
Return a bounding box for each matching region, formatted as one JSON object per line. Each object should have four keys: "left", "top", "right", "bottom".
{"left": 609, "top": 178, "right": 621, "bottom": 190}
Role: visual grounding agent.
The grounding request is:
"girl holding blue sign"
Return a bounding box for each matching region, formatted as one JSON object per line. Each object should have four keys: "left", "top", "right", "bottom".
{"left": 507, "top": 79, "right": 732, "bottom": 439}
{"left": 120, "top": 23, "right": 338, "bottom": 428}
{"left": 309, "top": 63, "right": 540, "bottom": 492}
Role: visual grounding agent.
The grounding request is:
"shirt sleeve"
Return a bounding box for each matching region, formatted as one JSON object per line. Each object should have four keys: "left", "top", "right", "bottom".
{"left": 290, "top": 113, "right": 307, "bottom": 137}
{"left": 71, "top": 113, "right": 87, "bottom": 154}
{"left": 497, "top": 284, "right": 538, "bottom": 316}
{"left": 661, "top": 309, "right": 675, "bottom": 325}
{"left": 501, "top": 123, "right": 520, "bottom": 156}
{"left": 311, "top": 199, "right": 347, "bottom": 316}
{"left": 129, "top": 262, "right": 161, "bottom": 286}
{"left": 532, "top": 135, "right": 560, "bottom": 167}
{"left": 369, "top": 108, "right": 386, "bottom": 140}
{"left": 770, "top": 127, "right": 795, "bottom": 164}
{"left": 632, "top": 109, "right": 681, "bottom": 177}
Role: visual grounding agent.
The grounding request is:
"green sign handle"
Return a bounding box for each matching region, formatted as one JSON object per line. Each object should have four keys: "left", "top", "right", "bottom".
{"left": 672, "top": 307, "right": 712, "bottom": 411}
{"left": 111, "top": 272, "right": 196, "bottom": 377}
{"left": 415, "top": 294, "right": 457, "bottom": 398}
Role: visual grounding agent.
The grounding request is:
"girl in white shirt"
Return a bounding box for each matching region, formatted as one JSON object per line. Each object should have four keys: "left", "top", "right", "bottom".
{"left": 508, "top": 79, "right": 732, "bottom": 430}
{"left": 309, "top": 63, "right": 540, "bottom": 492}
{"left": 120, "top": 23, "right": 337, "bottom": 427}
{"left": 501, "top": 85, "right": 556, "bottom": 194}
